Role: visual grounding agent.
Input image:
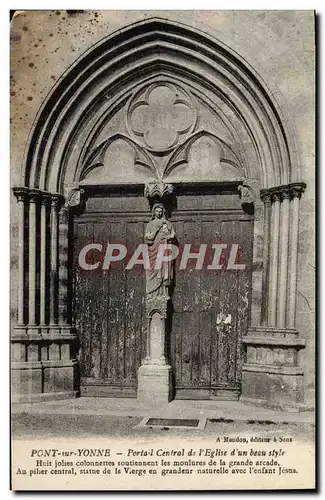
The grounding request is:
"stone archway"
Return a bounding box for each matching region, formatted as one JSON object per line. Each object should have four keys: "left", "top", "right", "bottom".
{"left": 12, "top": 17, "right": 306, "bottom": 409}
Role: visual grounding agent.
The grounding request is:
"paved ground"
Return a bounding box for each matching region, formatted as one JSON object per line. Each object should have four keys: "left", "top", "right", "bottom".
{"left": 12, "top": 397, "right": 315, "bottom": 441}
{"left": 11, "top": 397, "right": 315, "bottom": 421}
{"left": 12, "top": 412, "right": 315, "bottom": 442}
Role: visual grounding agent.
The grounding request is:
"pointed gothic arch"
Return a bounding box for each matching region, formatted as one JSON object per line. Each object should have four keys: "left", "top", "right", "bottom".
{"left": 23, "top": 17, "right": 300, "bottom": 193}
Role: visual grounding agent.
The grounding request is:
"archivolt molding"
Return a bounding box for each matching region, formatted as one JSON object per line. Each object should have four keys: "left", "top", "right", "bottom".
{"left": 21, "top": 17, "right": 299, "bottom": 193}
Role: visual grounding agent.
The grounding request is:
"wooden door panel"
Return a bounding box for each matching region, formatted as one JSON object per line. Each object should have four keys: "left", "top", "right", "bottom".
{"left": 124, "top": 221, "right": 146, "bottom": 382}
{"left": 73, "top": 194, "right": 253, "bottom": 400}
{"left": 199, "top": 310, "right": 212, "bottom": 385}
{"left": 74, "top": 221, "right": 94, "bottom": 379}
{"left": 90, "top": 221, "right": 110, "bottom": 381}
{"left": 218, "top": 220, "right": 239, "bottom": 388}
{"left": 170, "top": 211, "right": 253, "bottom": 399}
{"left": 235, "top": 219, "right": 254, "bottom": 384}
{"left": 107, "top": 221, "right": 125, "bottom": 384}
{"left": 74, "top": 212, "right": 145, "bottom": 397}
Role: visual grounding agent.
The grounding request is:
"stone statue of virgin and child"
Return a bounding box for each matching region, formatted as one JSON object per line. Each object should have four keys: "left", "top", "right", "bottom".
{"left": 144, "top": 202, "right": 177, "bottom": 300}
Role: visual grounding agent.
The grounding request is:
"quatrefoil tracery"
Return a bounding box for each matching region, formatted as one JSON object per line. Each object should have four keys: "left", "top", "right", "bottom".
{"left": 80, "top": 80, "right": 246, "bottom": 184}
{"left": 127, "top": 82, "right": 197, "bottom": 153}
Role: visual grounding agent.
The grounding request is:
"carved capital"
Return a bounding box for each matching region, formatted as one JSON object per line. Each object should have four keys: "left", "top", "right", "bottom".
{"left": 289, "top": 182, "right": 307, "bottom": 200}
{"left": 28, "top": 189, "right": 44, "bottom": 204}
{"left": 238, "top": 184, "right": 255, "bottom": 205}
{"left": 146, "top": 295, "right": 169, "bottom": 319}
{"left": 270, "top": 186, "right": 285, "bottom": 203}
{"left": 50, "top": 194, "right": 63, "bottom": 209}
{"left": 40, "top": 193, "right": 52, "bottom": 207}
{"left": 269, "top": 182, "right": 306, "bottom": 203}
{"left": 144, "top": 182, "right": 173, "bottom": 201}
{"left": 271, "top": 185, "right": 291, "bottom": 201}
{"left": 260, "top": 189, "right": 272, "bottom": 206}
{"left": 18, "top": 188, "right": 44, "bottom": 204}
{"left": 12, "top": 187, "right": 29, "bottom": 203}
{"left": 13, "top": 187, "right": 66, "bottom": 209}
{"left": 270, "top": 191, "right": 281, "bottom": 203}
{"left": 67, "top": 188, "right": 85, "bottom": 208}
{"left": 281, "top": 188, "right": 291, "bottom": 201}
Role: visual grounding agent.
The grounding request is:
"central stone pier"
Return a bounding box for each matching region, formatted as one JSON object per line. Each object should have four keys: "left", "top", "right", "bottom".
{"left": 137, "top": 182, "right": 175, "bottom": 403}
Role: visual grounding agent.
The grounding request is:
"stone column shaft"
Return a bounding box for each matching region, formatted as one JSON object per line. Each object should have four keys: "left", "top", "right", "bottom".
{"left": 16, "top": 194, "right": 25, "bottom": 325}
{"left": 28, "top": 196, "right": 37, "bottom": 325}
{"left": 50, "top": 197, "right": 59, "bottom": 325}
{"left": 260, "top": 192, "right": 271, "bottom": 325}
{"left": 149, "top": 312, "right": 166, "bottom": 361}
{"left": 260, "top": 183, "right": 306, "bottom": 329}
{"left": 277, "top": 192, "right": 290, "bottom": 328}
{"left": 40, "top": 199, "right": 48, "bottom": 325}
{"left": 268, "top": 196, "right": 280, "bottom": 326}
{"left": 58, "top": 207, "right": 69, "bottom": 325}
{"left": 287, "top": 186, "right": 305, "bottom": 327}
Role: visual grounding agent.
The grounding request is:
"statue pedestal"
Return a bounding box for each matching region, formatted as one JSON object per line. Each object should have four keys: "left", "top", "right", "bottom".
{"left": 137, "top": 362, "right": 173, "bottom": 403}
{"left": 137, "top": 298, "right": 173, "bottom": 403}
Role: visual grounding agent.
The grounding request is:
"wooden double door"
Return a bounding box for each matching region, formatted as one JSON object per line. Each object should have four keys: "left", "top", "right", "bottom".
{"left": 73, "top": 189, "right": 253, "bottom": 399}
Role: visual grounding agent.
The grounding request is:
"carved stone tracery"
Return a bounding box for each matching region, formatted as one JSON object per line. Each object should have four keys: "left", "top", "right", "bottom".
{"left": 80, "top": 78, "right": 246, "bottom": 185}
{"left": 128, "top": 82, "right": 197, "bottom": 152}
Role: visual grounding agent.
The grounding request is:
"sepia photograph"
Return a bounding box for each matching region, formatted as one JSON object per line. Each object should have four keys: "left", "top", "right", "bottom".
{"left": 9, "top": 8, "right": 316, "bottom": 490}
